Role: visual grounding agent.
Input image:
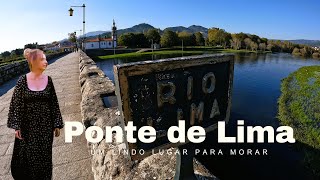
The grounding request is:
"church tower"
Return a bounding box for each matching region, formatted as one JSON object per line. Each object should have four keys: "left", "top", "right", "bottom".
{"left": 112, "top": 19, "right": 117, "bottom": 48}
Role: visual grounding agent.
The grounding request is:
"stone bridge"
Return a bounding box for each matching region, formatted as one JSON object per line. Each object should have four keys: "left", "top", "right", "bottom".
{"left": 0, "top": 51, "right": 217, "bottom": 180}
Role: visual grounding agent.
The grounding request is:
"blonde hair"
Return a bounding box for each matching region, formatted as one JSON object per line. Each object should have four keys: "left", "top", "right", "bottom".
{"left": 23, "top": 48, "right": 44, "bottom": 71}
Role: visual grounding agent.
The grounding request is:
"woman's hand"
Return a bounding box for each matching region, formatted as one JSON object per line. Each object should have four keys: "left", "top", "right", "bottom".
{"left": 15, "top": 130, "right": 23, "bottom": 140}
{"left": 54, "top": 128, "right": 60, "bottom": 137}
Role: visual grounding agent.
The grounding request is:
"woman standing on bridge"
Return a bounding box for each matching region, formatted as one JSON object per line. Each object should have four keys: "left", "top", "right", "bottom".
{"left": 7, "top": 48, "right": 64, "bottom": 180}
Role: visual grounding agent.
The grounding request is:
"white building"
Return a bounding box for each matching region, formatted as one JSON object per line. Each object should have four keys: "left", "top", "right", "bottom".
{"left": 84, "top": 37, "right": 115, "bottom": 50}
{"left": 44, "top": 44, "right": 60, "bottom": 51}
{"left": 84, "top": 20, "right": 117, "bottom": 50}
{"left": 312, "top": 46, "right": 320, "bottom": 51}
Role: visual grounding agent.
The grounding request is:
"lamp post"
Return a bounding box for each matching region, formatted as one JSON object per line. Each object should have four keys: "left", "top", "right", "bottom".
{"left": 182, "top": 39, "right": 184, "bottom": 52}
{"left": 151, "top": 39, "right": 154, "bottom": 53}
{"left": 69, "top": 4, "right": 86, "bottom": 51}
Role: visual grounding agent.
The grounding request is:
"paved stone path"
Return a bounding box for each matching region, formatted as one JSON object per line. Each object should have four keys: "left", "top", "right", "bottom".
{"left": 0, "top": 52, "right": 94, "bottom": 180}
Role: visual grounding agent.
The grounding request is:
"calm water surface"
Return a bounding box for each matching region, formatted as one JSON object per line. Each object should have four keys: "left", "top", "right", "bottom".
{"left": 95, "top": 53, "right": 320, "bottom": 180}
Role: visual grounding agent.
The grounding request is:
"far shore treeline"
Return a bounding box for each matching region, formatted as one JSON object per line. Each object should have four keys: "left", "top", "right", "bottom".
{"left": 116, "top": 28, "right": 320, "bottom": 58}
{"left": 1, "top": 27, "right": 320, "bottom": 65}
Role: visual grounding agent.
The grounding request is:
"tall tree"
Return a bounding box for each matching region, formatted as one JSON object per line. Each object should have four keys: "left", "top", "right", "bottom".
{"left": 24, "top": 43, "right": 38, "bottom": 49}
{"left": 250, "top": 41, "right": 258, "bottom": 51}
{"left": 160, "top": 30, "right": 179, "bottom": 47}
{"left": 145, "top": 29, "right": 161, "bottom": 44}
{"left": 178, "top": 31, "right": 196, "bottom": 46}
{"left": 135, "top": 33, "right": 148, "bottom": 48}
{"left": 1, "top": 51, "right": 11, "bottom": 58}
{"left": 244, "top": 38, "right": 252, "bottom": 51}
{"left": 208, "top": 28, "right": 231, "bottom": 47}
{"left": 118, "top": 33, "right": 135, "bottom": 47}
{"left": 194, "top": 32, "right": 205, "bottom": 46}
{"left": 259, "top": 43, "right": 266, "bottom": 51}
{"left": 230, "top": 35, "right": 241, "bottom": 50}
{"left": 68, "top": 32, "right": 77, "bottom": 43}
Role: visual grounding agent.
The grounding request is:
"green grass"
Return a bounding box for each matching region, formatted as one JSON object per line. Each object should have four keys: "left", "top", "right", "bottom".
{"left": 97, "top": 50, "right": 204, "bottom": 60}
{"left": 278, "top": 65, "right": 320, "bottom": 178}
{"left": 96, "top": 48, "right": 270, "bottom": 60}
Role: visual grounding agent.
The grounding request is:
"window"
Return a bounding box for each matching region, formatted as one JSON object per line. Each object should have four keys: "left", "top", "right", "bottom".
{"left": 109, "top": 42, "right": 111, "bottom": 46}
{"left": 91, "top": 44, "right": 94, "bottom": 47}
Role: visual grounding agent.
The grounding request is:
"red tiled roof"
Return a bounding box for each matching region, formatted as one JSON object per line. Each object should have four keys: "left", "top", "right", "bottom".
{"left": 85, "top": 38, "right": 113, "bottom": 42}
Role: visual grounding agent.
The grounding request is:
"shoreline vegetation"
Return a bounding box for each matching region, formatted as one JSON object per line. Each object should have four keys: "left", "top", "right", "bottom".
{"left": 94, "top": 47, "right": 271, "bottom": 60}
{"left": 278, "top": 65, "right": 320, "bottom": 178}
{"left": 2, "top": 27, "right": 319, "bottom": 65}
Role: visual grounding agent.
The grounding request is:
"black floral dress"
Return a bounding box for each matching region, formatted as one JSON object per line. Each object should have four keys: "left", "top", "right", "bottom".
{"left": 7, "top": 74, "right": 64, "bottom": 180}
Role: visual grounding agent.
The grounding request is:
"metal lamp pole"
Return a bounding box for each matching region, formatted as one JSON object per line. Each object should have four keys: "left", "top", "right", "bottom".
{"left": 69, "top": 4, "right": 86, "bottom": 52}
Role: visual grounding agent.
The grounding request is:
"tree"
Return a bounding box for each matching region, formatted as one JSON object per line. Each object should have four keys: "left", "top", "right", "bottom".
{"left": 24, "top": 43, "right": 38, "bottom": 49}
{"left": 259, "top": 43, "right": 266, "bottom": 51}
{"left": 235, "top": 32, "right": 249, "bottom": 43}
{"left": 118, "top": 33, "right": 135, "bottom": 47}
{"left": 250, "top": 41, "right": 258, "bottom": 51}
{"left": 221, "top": 32, "right": 232, "bottom": 49}
{"left": 118, "top": 33, "right": 149, "bottom": 48}
{"left": 230, "top": 35, "right": 241, "bottom": 50}
{"left": 134, "top": 33, "right": 148, "bottom": 48}
{"left": 208, "top": 28, "right": 231, "bottom": 47}
{"left": 267, "top": 43, "right": 273, "bottom": 51}
{"left": 244, "top": 38, "right": 252, "bottom": 51}
{"left": 178, "top": 31, "right": 196, "bottom": 46}
{"left": 145, "top": 29, "right": 161, "bottom": 44}
{"left": 68, "top": 32, "right": 77, "bottom": 43}
{"left": 1, "top": 51, "right": 11, "bottom": 59}
{"left": 260, "top": 38, "right": 268, "bottom": 44}
{"left": 160, "top": 30, "right": 179, "bottom": 47}
{"left": 194, "top": 32, "right": 205, "bottom": 46}
{"left": 292, "top": 47, "right": 300, "bottom": 55}
{"left": 248, "top": 34, "right": 260, "bottom": 44}
{"left": 10, "top": 50, "right": 17, "bottom": 59}
{"left": 208, "top": 28, "right": 220, "bottom": 46}
{"left": 11, "top": 49, "right": 23, "bottom": 56}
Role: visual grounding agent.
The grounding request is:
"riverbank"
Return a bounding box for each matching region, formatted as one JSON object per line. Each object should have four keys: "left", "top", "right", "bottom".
{"left": 278, "top": 65, "right": 320, "bottom": 178}
{"left": 94, "top": 48, "right": 271, "bottom": 60}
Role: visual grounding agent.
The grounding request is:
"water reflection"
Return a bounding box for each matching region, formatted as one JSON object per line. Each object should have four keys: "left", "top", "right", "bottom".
{"left": 94, "top": 52, "right": 320, "bottom": 179}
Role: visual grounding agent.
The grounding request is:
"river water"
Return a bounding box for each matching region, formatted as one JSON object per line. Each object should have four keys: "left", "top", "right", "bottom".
{"left": 95, "top": 52, "right": 320, "bottom": 180}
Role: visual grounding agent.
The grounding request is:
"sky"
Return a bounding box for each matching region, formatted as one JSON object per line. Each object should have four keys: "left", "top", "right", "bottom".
{"left": 0, "top": 0, "right": 319, "bottom": 53}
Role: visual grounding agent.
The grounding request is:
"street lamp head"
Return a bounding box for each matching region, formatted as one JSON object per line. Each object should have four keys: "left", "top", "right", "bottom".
{"left": 68, "top": 8, "right": 74, "bottom": 16}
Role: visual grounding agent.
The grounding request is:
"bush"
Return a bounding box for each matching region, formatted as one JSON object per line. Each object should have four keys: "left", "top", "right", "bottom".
{"left": 278, "top": 65, "right": 320, "bottom": 178}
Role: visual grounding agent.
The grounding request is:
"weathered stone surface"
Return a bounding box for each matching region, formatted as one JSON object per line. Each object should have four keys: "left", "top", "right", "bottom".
{"left": 79, "top": 51, "right": 219, "bottom": 180}
{"left": 0, "top": 155, "right": 11, "bottom": 176}
{"left": 0, "top": 125, "right": 12, "bottom": 136}
{"left": 0, "top": 143, "right": 10, "bottom": 156}
{"left": 5, "top": 143, "right": 13, "bottom": 155}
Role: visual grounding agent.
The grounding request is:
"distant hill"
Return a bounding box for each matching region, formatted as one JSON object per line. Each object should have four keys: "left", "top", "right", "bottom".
{"left": 163, "top": 25, "right": 208, "bottom": 37}
{"left": 85, "top": 31, "right": 108, "bottom": 37}
{"left": 58, "top": 23, "right": 319, "bottom": 47}
{"left": 80, "top": 23, "right": 209, "bottom": 39}
{"left": 287, "top": 39, "right": 320, "bottom": 47}
{"left": 164, "top": 26, "right": 192, "bottom": 33}
{"left": 117, "top": 23, "right": 156, "bottom": 35}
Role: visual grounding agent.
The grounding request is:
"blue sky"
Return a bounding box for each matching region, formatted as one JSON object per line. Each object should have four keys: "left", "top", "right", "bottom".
{"left": 0, "top": 0, "right": 319, "bottom": 53}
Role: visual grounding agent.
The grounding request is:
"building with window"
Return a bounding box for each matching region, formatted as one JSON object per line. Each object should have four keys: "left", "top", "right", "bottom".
{"left": 84, "top": 20, "right": 117, "bottom": 50}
